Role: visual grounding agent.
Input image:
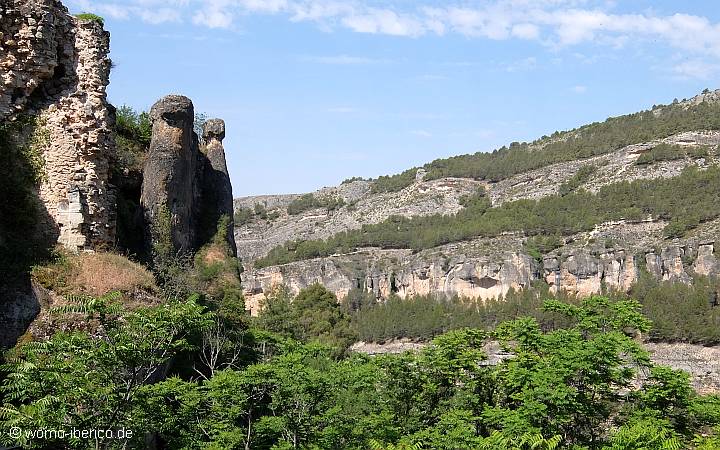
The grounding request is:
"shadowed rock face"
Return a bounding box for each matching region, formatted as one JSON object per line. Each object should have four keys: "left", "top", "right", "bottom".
{"left": 0, "top": 0, "right": 115, "bottom": 347}
{"left": 141, "top": 95, "right": 199, "bottom": 254}
{"left": 201, "top": 118, "right": 236, "bottom": 255}
{"left": 140, "top": 95, "right": 237, "bottom": 258}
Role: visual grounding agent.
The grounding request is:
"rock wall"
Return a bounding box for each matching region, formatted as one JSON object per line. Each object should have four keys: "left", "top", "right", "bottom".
{"left": 1, "top": 0, "right": 116, "bottom": 251}
{"left": 242, "top": 231, "right": 719, "bottom": 315}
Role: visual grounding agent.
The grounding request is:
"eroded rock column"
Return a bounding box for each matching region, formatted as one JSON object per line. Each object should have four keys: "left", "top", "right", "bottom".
{"left": 201, "top": 119, "right": 237, "bottom": 256}
{"left": 141, "top": 95, "right": 198, "bottom": 255}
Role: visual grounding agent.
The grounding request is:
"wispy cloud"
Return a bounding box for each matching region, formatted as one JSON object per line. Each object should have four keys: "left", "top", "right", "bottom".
{"left": 67, "top": 0, "right": 720, "bottom": 68}
{"left": 571, "top": 85, "right": 588, "bottom": 93}
{"left": 504, "top": 56, "right": 537, "bottom": 72}
{"left": 671, "top": 60, "right": 720, "bottom": 80}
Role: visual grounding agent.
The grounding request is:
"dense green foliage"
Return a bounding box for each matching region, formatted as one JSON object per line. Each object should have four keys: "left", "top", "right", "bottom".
{"left": 256, "top": 284, "right": 357, "bottom": 352}
{"left": 3, "top": 295, "right": 720, "bottom": 449}
{"left": 632, "top": 274, "right": 720, "bottom": 344}
{"left": 352, "top": 287, "right": 576, "bottom": 343}
{"left": 371, "top": 168, "right": 419, "bottom": 194}
{"left": 636, "top": 143, "right": 711, "bottom": 166}
{"left": 257, "top": 166, "right": 720, "bottom": 267}
{"left": 350, "top": 274, "right": 720, "bottom": 345}
{"left": 114, "top": 105, "right": 152, "bottom": 173}
{"left": 371, "top": 99, "right": 720, "bottom": 193}
{"left": 287, "top": 194, "right": 345, "bottom": 215}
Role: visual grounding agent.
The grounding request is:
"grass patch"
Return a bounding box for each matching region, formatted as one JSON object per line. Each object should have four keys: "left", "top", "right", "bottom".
{"left": 75, "top": 13, "right": 105, "bottom": 25}
{"left": 33, "top": 251, "right": 156, "bottom": 297}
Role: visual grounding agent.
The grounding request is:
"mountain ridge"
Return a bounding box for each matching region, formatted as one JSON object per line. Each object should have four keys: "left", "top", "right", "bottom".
{"left": 235, "top": 90, "right": 720, "bottom": 313}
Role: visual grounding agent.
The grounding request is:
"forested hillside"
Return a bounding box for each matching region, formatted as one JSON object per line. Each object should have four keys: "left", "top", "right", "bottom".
{"left": 372, "top": 94, "right": 720, "bottom": 193}
{"left": 238, "top": 91, "right": 720, "bottom": 316}
{"left": 256, "top": 164, "right": 720, "bottom": 268}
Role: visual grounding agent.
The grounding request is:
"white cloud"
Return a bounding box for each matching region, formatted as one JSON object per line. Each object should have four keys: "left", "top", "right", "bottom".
{"left": 342, "top": 9, "right": 426, "bottom": 37}
{"left": 67, "top": 0, "right": 720, "bottom": 67}
{"left": 672, "top": 60, "right": 720, "bottom": 80}
{"left": 512, "top": 23, "right": 540, "bottom": 39}
{"left": 139, "top": 8, "right": 182, "bottom": 24}
{"left": 571, "top": 85, "right": 587, "bottom": 93}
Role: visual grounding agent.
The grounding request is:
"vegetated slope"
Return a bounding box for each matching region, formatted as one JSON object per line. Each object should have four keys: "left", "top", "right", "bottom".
{"left": 254, "top": 164, "right": 720, "bottom": 268}
{"left": 236, "top": 90, "right": 720, "bottom": 271}
{"left": 372, "top": 90, "right": 720, "bottom": 193}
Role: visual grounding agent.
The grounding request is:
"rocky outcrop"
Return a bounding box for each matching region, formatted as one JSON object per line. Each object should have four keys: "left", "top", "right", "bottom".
{"left": 241, "top": 219, "right": 720, "bottom": 314}
{"left": 141, "top": 95, "right": 200, "bottom": 254}
{"left": 141, "top": 95, "right": 237, "bottom": 258}
{"left": 201, "top": 119, "right": 236, "bottom": 255}
{"left": 1, "top": 0, "right": 116, "bottom": 251}
{"left": 1, "top": 1, "right": 239, "bottom": 347}
{"left": 0, "top": 0, "right": 116, "bottom": 348}
{"left": 0, "top": 0, "right": 75, "bottom": 120}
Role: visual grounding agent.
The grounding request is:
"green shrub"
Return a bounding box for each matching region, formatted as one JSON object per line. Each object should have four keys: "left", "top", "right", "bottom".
{"left": 75, "top": 13, "right": 105, "bottom": 25}
{"left": 636, "top": 143, "right": 709, "bottom": 165}
{"left": 342, "top": 176, "right": 366, "bottom": 184}
{"left": 234, "top": 207, "right": 254, "bottom": 226}
{"left": 558, "top": 164, "right": 596, "bottom": 196}
{"left": 287, "top": 194, "right": 345, "bottom": 215}
{"left": 371, "top": 168, "right": 418, "bottom": 194}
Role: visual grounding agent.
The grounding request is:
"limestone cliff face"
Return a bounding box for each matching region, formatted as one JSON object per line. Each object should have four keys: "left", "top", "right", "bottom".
{"left": 242, "top": 238, "right": 719, "bottom": 315}
{"left": 1, "top": 0, "right": 116, "bottom": 250}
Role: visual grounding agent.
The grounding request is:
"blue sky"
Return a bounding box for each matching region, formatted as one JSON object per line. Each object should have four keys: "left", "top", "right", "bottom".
{"left": 67, "top": 0, "right": 720, "bottom": 196}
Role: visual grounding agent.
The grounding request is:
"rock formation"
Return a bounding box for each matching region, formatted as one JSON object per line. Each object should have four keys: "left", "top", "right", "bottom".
{"left": 141, "top": 95, "right": 237, "bottom": 258}
{"left": 0, "top": 2, "right": 238, "bottom": 346}
{"left": 0, "top": 0, "right": 115, "bottom": 347}
{"left": 1, "top": 0, "right": 116, "bottom": 251}
{"left": 141, "top": 95, "right": 200, "bottom": 255}
{"left": 201, "top": 119, "right": 237, "bottom": 255}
